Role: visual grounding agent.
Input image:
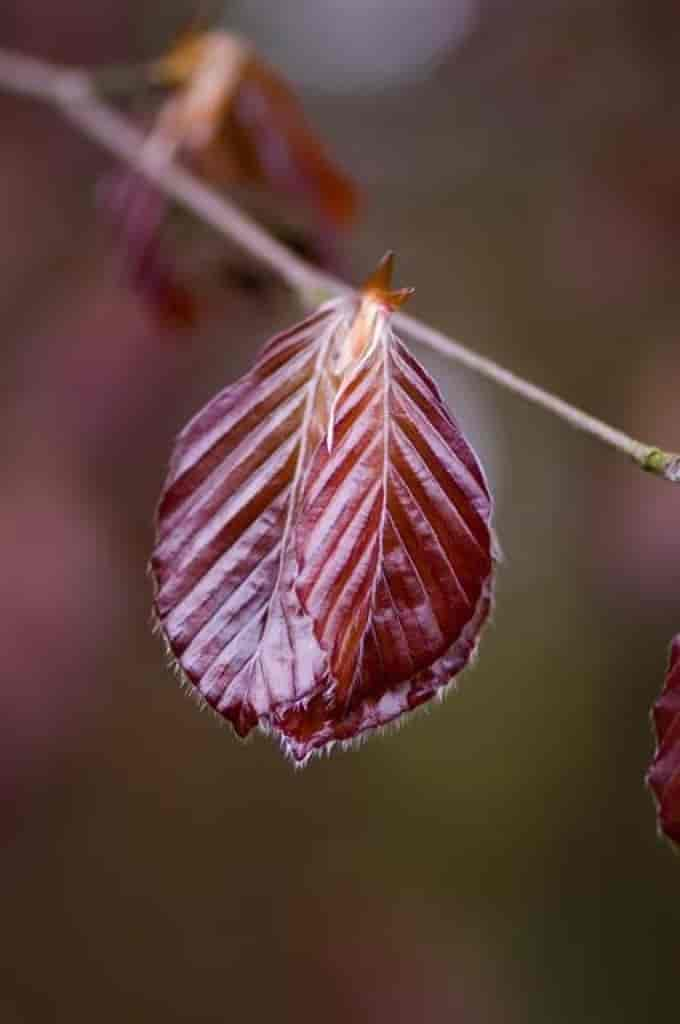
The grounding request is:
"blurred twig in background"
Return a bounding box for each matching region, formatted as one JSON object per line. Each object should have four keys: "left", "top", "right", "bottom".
{"left": 0, "top": 43, "right": 678, "bottom": 482}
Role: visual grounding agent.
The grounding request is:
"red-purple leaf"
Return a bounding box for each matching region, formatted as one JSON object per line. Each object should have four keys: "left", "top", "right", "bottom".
{"left": 152, "top": 257, "right": 496, "bottom": 762}
{"left": 277, "top": 273, "right": 494, "bottom": 760}
{"left": 647, "top": 636, "right": 680, "bottom": 849}
{"left": 296, "top": 334, "right": 492, "bottom": 691}
{"left": 151, "top": 304, "right": 346, "bottom": 736}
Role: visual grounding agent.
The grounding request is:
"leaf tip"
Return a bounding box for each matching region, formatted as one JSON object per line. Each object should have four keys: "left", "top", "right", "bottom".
{"left": 362, "top": 252, "right": 414, "bottom": 311}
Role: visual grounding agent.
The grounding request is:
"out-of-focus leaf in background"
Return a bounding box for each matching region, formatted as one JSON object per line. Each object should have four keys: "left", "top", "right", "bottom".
{"left": 104, "top": 28, "right": 357, "bottom": 327}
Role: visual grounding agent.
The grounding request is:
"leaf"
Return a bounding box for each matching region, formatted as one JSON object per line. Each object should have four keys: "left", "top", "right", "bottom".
{"left": 152, "top": 256, "right": 496, "bottom": 762}
{"left": 647, "top": 636, "right": 680, "bottom": 850}
{"left": 106, "top": 30, "right": 357, "bottom": 328}
{"left": 151, "top": 303, "right": 349, "bottom": 736}
{"left": 229, "top": 57, "right": 358, "bottom": 231}
{"left": 278, "top": 259, "right": 495, "bottom": 760}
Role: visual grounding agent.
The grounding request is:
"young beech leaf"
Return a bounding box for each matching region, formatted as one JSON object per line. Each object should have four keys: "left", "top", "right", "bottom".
{"left": 647, "top": 636, "right": 680, "bottom": 850}
{"left": 276, "top": 256, "right": 495, "bottom": 759}
{"left": 152, "top": 255, "right": 496, "bottom": 761}
{"left": 152, "top": 304, "right": 351, "bottom": 735}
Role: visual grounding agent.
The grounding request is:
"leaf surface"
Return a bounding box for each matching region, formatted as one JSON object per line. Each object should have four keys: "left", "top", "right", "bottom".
{"left": 151, "top": 304, "right": 347, "bottom": 736}
{"left": 647, "top": 636, "right": 680, "bottom": 849}
{"left": 277, "top": 579, "right": 492, "bottom": 761}
{"left": 285, "top": 316, "right": 495, "bottom": 759}
{"left": 152, "top": 257, "right": 496, "bottom": 762}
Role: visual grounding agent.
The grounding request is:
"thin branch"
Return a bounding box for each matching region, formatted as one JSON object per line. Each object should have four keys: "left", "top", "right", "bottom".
{"left": 0, "top": 47, "right": 678, "bottom": 483}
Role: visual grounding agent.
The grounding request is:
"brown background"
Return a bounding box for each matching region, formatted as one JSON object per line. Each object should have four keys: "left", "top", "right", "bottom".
{"left": 1, "top": 2, "right": 679, "bottom": 1021}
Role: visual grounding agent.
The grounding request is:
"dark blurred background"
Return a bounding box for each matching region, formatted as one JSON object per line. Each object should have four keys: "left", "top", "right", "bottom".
{"left": 1, "top": 1, "right": 679, "bottom": 1021}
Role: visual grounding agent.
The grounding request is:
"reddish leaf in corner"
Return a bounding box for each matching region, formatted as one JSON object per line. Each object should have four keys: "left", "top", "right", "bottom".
{"left": 278, "top": 257, "right": 495, "bottom": 760}
{"left": 647, "top": 636, "right": 680, "bottom": 849}
{"left": 151, "top": 304, "right": 348, "bottom": 736}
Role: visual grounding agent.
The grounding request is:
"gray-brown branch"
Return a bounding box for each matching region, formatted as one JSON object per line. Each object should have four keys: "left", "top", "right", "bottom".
{"left": 0, "top": 47, "right": 678, "bottom": 482}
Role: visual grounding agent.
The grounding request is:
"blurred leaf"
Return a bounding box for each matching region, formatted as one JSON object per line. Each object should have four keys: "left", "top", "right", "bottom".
{"left": 647, "top": 635, "right": 680, "bottom": 851}
{"left": 157, "top": 29, "right": 358, "bottom": 229}
{"left": 103, "top": 171, "right": 198, "bottom": 329}
{"left": 104, "top": 29, "right": 357, "bottom": 328}
{"left": 228, "top": 56, "right": 358, "bottom": 230}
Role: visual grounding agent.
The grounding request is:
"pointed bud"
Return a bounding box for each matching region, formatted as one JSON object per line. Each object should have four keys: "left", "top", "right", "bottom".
{"left": 361, "top": 252, "right": 415, "bottom": 311}
{"left": 340, "top": 253, "right": 414, "bottom": 367}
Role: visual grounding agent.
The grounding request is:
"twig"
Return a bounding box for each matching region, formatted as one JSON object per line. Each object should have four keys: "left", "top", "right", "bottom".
{"left": 0, "top": 46, "right": 678, "bottom": 483}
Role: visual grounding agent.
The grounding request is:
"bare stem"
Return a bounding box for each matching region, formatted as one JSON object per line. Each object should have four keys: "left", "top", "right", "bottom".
{"left": 0, "top": 47, "right": 678, "bottom": 483}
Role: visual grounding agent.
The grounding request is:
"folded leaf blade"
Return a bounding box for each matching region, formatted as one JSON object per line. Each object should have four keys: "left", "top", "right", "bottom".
{"left": 152, "top": 305, "right": 344, "bottom": 736}
{"left": 152, "top": 256, "right": 496, "bottom": 762}
{"left": 290, "top": 308, "right": 495, "bottom": 759}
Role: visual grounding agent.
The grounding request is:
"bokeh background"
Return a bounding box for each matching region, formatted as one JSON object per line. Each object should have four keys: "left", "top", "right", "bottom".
{"left": 1, "top": 1, "right": 679, "bottom": 1021}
